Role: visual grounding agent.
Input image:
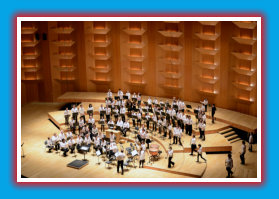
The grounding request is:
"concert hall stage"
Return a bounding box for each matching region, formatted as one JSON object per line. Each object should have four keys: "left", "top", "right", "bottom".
{"left": 21, "top": 92, "right": 258, "bottom": 179}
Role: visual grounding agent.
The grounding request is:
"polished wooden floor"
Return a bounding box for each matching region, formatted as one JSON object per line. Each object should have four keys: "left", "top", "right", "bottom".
{"left": 21, "top": 99, "right": 257, "bottom": 178}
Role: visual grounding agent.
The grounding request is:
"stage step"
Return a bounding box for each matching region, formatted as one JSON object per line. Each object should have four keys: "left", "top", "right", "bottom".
{"left": 230, "top": 138, "right": 242, "bottom": 144}
{"left": 219, "top": 128, "right": 233, "bottom": 134}
{"left": 223, "top": 131, "right": 236, "bottom": 137}
{"left": 227, "top": 134, "right": 239, "bottom": 141}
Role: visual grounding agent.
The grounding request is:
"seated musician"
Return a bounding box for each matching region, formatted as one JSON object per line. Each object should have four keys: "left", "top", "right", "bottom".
{"left": 64, "top": 107, "right": 70, "bottom": 125}
{"left": 108, "top": 119, "right": 114, "bottom": 129}
{"left": 46, "top": 137, "right": 54, "bottom": 152}
{"left": 71, "top": 104, "right": 78, "bottom": 125}
{"left": 69, "top": 117, "right": 76, "bottom": 135}
{"left": 51, "top": 133, "right": 59, "bottom": 151}
{"left": 105, "top": 105, "right": 111, "bottom": 123}
{"left": 93, "top": 136, "right": 101, "bottom": 151}
{"left": 100, "top": 138, "right": 107, "bottom": 154}
{"left": 66, "top": 131, "right": 73, "bottom": 140}
{"left": 99, "top": 117, "right": 105, "bottom": 132}
{"left": 78, "top": 116, "right": 85, "bottom": 134}
{"left": 123, "top": 120, "right": 130, "bottom": 137}
{"left": 109, "top": 132, "right": 116, "bottom": 143}
{"left": 84, "top": 134, "right": 92, "bottom": 152}
{"left": 79, "top": 104, "right": 85, "bottom": 122}
{"left": 92, "top": 124, "right": 98, "bottom": 138}
{"left": 60, "top": 139, "right": 69, "bottom": 157}
{"left": 126, "top": 90, "right": 131, "bottom": 100}
{"left": 76, "top": 135, "right": 84, "bottom": 152}
{"left": 113, "top": 108, "right": 119, "bottom": 122}
{"left": 99, "top": 104, "right": 105, "bottom": 119}
{"left": 145, "top": 112, "right": 150, "bottom": 130}
{"left": 120, "top": 106, "right": 126, "bottom": 122}
{"left": 109, "top": 142, "right": 117, "bottom": 159}
{"left": 107, "top": 89, "right": 113, "bottom": 100}
{"left": 116, "top": 117, "right": 123, "bottom": 131}
{"left": 67, "top": 137, "right": 76, "bottom": 154}
{"left": 59, "top": 130, "right": 66, "bottom": 142}
{"left": 153, "top": 98, "right": 158, "bottom": 105}
{"left": 98, "top": 129, "right": 104, "bottom": 140}
{"left": 87, "top": 104, "right": 94, "bottom": 116}
{"left": 137, "top": 111, "right": 142, "bottom": 127}
{"left": 88, "top": 115, "right": 95, "bottom": 131}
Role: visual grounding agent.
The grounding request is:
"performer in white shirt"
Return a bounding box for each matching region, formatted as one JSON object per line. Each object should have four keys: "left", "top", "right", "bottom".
{"left": 71, "top": 104, "right": 78, "bottom": 125}
{"left": 68, "top": 137, "right": 76, "bottom": 153}
{"left": 66, "top": 131, "right": 73, "bottom": 140}
{"left": 200, "top": 121, "right": 206, "bottom": 141}
{"left": 79, "top": 104, "right": 85, "bottom": 122}
{"left": 137, "top": 93, "right": 142, "bottom": 106}
{"left": 197, "top": 144, "right": 206, "bottom": 162}
{"left": 84, "top": 134, "right": 92, "bottom": 151}
{"left": 88, "top": 115, "right": 95, "bottom": 130}
{"left": 76, "top": 135, "right": 83, "bottom": 151}
{"left": 172, "top": 127, "right": 178, "bottom": 145}
{"left": 225, "top": 153, "right": 234, "bottom": 178}
{"left": 60, "top": 139, "right": 69, "bottom": 156}
{"left": 122, "top": 120, "right": 130, "bottom": 137}
{"left": 240, "top": 140, "right": 246, "bottom": 165}
{"left": 167, "top": 123, "right": 172, "bottom": 139}
{"left": 200, "top": 98, "right": 208, "bottom": 112}
{"left": 107, "top": 89, "right": 113, "bottom": 99}
{"left": 78, "top": 117, "right": 85, "bottom": 134}
{"left": 64, "top": 107, "right": 70, "bottom": 125}
{"left": 131, "top": 110, "right": 137, "bottom": 127}
{"left": 120, "top": 106, "right": 126, "bottom": 122}
{"left": 126, "top": 90, "right": 131, "bottom": 100}
{"left": 46, "top": 137, "right": 54, "bottom": 152}
{"left": 152, "top": 114, "right": 157, "bottom": 131}
{"left": 147, "top": 97, "right": 152, "bottom": 108}
{"left": 99, "top": 104, "right": 105, "bottom": 119}
{"left": 181, "top": 113, "right": 186, "bottom": 133}
{"left": 139, "top": 147, "right": 145, "bottom": 168}
{"left": 177, "top": 126, "right": 183, "bottom": 146}
{"left": 167, "top": 146, "right": 175, "bottom": 168}
{"left": 109, "top": 132, "right": 116, "bottom": 143}
{"left": 248, "top": 133, "right": 254, "bottom": 152}
{"left": 59, "top": 130, "right": 66, "bottom": 141}
{"left": 69, "top": 117, "right": 76, "bottom": 135}
{"left": 87, "top": 104, "right": 94, "bottom": 116}
{"left": 145, "top": 112, "right": 150, "bottom": 130}
{"left": 51, "top": 133, "right": 60, "bottom": 151}
{"left": 117, "top": 89, "right": 123, "bottom": 100}
{"left": 190, "top": 135, "right": 197, "bottom": 155}
{"left": 105, "top": 105, "right": 111, "bottom": 123}
{"left": 116, "top": 149, "right": 125, "bottom": 175}
{"left": 187, "top": 115, "right": 193, "bottom": 136}
{"left": 108, "top": 119, "right": 114, "bottom": 129}
{"left": 116, "top": 117, "right": 123, "bottom": 130}
{"left": 137, "top": 112, "right": 142, "bottom": 127}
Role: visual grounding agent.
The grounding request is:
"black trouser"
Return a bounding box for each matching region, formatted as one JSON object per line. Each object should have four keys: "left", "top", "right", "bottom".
{"left": 201, "top": 131, "right": 205, "bottom": 140}
{"left": 70, "top": 125, "right": 76, "bottom": 135}
{"left": 122, "top": 115, "right": 125, "bottom": 122}
{"left": 117, "top": 160, "right": 124, "bottom": 175}
{"left": 168, "top": 130, "right": 172, "bottom": 139}
{"left": 163, "top": 127, "right": 167, "bottom": 137}
{"left": 139, "top": 160, "right": 145, "bottom": 168}
{"left": 168, "top": 157, "right": 174, "bottom": 168}
{"left": 172, "top": 119, "right": 176, "bottom": 127}
{"left": 197, "top": 153, "right": 206, "bottom": 162}
{"left": 199, "top": 128, "right": 202, "bottom": 138}
{"left": 159, "top": 126, "right": 162, "bottom": 134}
{"left": 226, "top": 167, "right": 233, "bottom": 177}
{"left": 181, "top": 123, "right": 184, "bottom": 132}
{"left": 191, "top": 144, "right": 196, "bottom": 155}
{"left": 101, "top": 125, "right": 105, "bottom": 132}
{"left": 100, "top": 113, "right": 104, "bottom": 119}
{"left": 146, "top": 121, "right": 150, "bottom": 129}
{"left": 205, "top": 105, "right": 207, "bottom": 112}
{"left": 173, "top": 136, "right": 177, "bottom": 144}
{"left": 47, "top": 146, "right": 54, "bottom": 152}
{"left": 178, "top": 137, "right": 182, "bottom": 145}
{"left": 132, "top": 119, "right": 136, "bottom": 127}
{"left": 137, "top": 119, "right": 141, "bottom": 127}
{"left": 249, "top": 143, "right": 253, "bottom": 151}
{"left": 73, "top": 114, "right": 78, "bottom": 125}
{"left": 240, "top": 153, "right": 245, "bottom": 164}
{"left": 61, "top": 148, "right": 69, "bottom": 156}
{"left": 106, "top": 114, "right": 110, "bottom": 123}
{"left": 153, "top": 122, "right": 157, "bottom": 131}
{"left": 189, "top": 125, "right": 192, "bottom": 136}
{"left": 185, "top": 124, "right": 189, "bottom": 134}
{"left": 65, "top": 115, "right": 70, "bottom": 125}
{"left": 77, "top": 144, "right": 81, "bottom": 151}
{"left": 146, "top": 139, "right": 151, "bottom": 149}
{"left": 123, "top": 128, "right": 128, "bottom": 137}
{"left": 137, "top": 135, "right": 143, "bottom": 143}
{"left": 55, "top": 142, "right": 60, "bottom": 151}
{"left": 212, "top": 113, "right": 215, "bottom": 123}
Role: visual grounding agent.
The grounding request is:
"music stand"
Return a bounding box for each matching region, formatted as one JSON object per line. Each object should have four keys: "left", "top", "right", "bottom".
{"left": 161, "top": 112, "right": 166, "bottom": 116}
{"left": 132, "top": 97, "right": 137, "bottom": 102}
{"left": 100, "top": 110, "right": 106, "bottom": 115}
{"left": 186, "top": 104, "right": 192, "bottom": 113}
{"left": 87, "top": 110, "right": 93, "bottom": 116}
{"left": 96, "top": 150, "right": 101, "bottom": 165}
{"left": 123, "top": 95, "right": 128, "bottom": 100}
{"left": 173, "top": 105, "right": 178, "bottom": 110}
{"left": 108, "top": 124, "right": 114, "bottom": 129}
{"left": 142, "top": 108, "right": 148, "bottom": 113}
{"left": 114, "top": 96, "right": 120, "bottom": 100}
{"left": 80, "top": 146, "right": 89, "bottom": 161}
{"left": 144, "top": 101, "right": 148, "bottom": 106}
{"left": 99, "top": 120, "right": 105, "bottom": 125}
{"left": 148, "top": 108, "right": 153, "bottom": 113}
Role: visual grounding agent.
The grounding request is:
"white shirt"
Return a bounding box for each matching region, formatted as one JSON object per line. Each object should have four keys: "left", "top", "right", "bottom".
{"left": 249, "top": 135, "right": 253, "bottom": 143}
{"left": 123, "top": 122, "right": 129, "bottom": 129}
{"left": 177, "top": 128, "right": 182, "bottom": 138}
{"left": 152, "top": 115, "right": 157, "bottom": 122}
{"left": 68, "top": 139, "right": 75, "bottom": 146}
{"left": 87, "top": 106, "right": 94, "bottom": 111}
{"left": 88, "top": 117, "right": 95, "bottom": 124}
{"left": 71, "top": 107, "right": 78, "bottom": 113}
{"left": 241, "top": 144, "right": 246, "bottom": 155}
{"left": 126, "top": 92, "right": 130, "bottom": 99}
{"left": 137, "top": 112, "right": 141, "bottom": 119}
{"left": 79, "top": 107, "right": 85, "bottom": 115}
{"left": 60, "top": 142, "right": 68, "bottom": 149}
{"left": 198, "top": 147, "right": 203, "bottom": 154}
{"left": 84, "top": 137, "right": 92, "bottom": 145}
{"left": 191, "top": 138, "right": 196, "bottom": 145}
{"left": 66, "top": 132, "right": 73, "bottom": 138}
{"left": 76, "top": 137, "right": 83, "bottom": 145}
{"left": 120, "top": 108, "right": 126, "bottom": 114}
{"left": 94, "top": 137, "right": 100, "bottom": 146}
{"left": 116, "top": 152, "right": 125, "bottom": 161}
{"left": 148, "top": 98, "right": 152, "bottom": 105}
{"left": 51, "top": 135, "right": 58, "bottom": 143}
{"left": 140, "top": 150, "right": 145, "bottom": 160}
{"left": 226, "top": 158, "right": 233, "bottom": 168}
{"left": 110, "top": 134, "right": 115, "bottom": 143}
{"left": 64, "top": 110, "right": 70, "bottom": 116}
{"left": 141, "top": 143, "right": 146, "bottom": 151}
{"left": 117, "top": 120, "right": 123, "bottom": 128}
{"left": 168, "top": 149, "right": 173, "bottom": 157}
{"left": 99, "top": 106, "right": 105, "bottom": 112}
{"left": 173, "top": 127, "right": 179, "bottom": 136}
{"left": 107, "top": 91, "right": 112, "bottom": 98}
{"left": 59, "top": 133, "right": 66, "bottom": 141}
{"left": 79, "top": 119, "right": 85, "bottom": 127}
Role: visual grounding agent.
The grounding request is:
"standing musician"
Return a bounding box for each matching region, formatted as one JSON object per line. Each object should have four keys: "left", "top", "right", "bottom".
{"left": 88, "top": 115, "right": 95, "bottom": 131}
{"left": 152, "top": 114, "right": 157, "bottom": 131}
{"left": 69, "top": 117, "right": 76, "bottom": 135}
{"left": 249, "top": 133, "right": 254, "bottom": 152}
{"left": 116, "top": 149, "right": 125, "bottom": 175}
{"left": 171, "top": 108, "right": 176, "bottom": 127}
{"left": 197, "top": 144, "right": 207, "bottom": 162}
{"left": 145, "top": 112, "right": 151, "bottom": 130}
{"left": 225, "top": 153, "right": 234, "bottom": 178}
{"left": 177, "top": 126, "right": 183, "bottom": 146}
{"left": 79, "top": 104, "right": 85, "bottom": 122}
{"left": 200, "top": 121, "right": 206, "bottom": 141}
{"left": 157, "top": 117, "right": 163, "bottom": 134}
{"left": 162, "top": 117, "right": 167, "bottom": 137}
{"left": 100, "top": 117, "right": 105, "bottom": 132}
{"left": 188, "top": 115, "right": 193, "bottom": 136}
{"left": 177, "top": 110, "right": 183, "bottom": 129}
{"left": 145, "top": 131, "right": 151, "bottom": 149}
{"left": 200, "top": 98, "right": 208, "bottom": 112}
{"left": 113, "top": 107, "right": 119, "bottom": 122}
{"left": 71, "top": 104, "right": 78, "bottom": 125}
{"left": 118, "top": 89, "right": 124, "bottom": 100}
{"left": 211, "top": 104, "right": 217, "bottom": 123}
{"left": 126, "top": 90, "right": 131, "bottom": 100}
{"left": 60, "top": 139, "right": 69, "bottom": 157}
{"left": 107, "top": 89, "right": 113, "bottom": 100}
{"left": 168, "top": 123, "right": 173, "bottom": 139}
{"left": 137, "top": 93, "right": 142, "bottom": 107}
{"left": 139, "top": 147, "right": 145, "bottom": 168}
{"left": 167, "top": 146, "right": 175, "bottom": 168}
{"left": 64, "top": 107, "right": 70, "bottom": 125}
{"left": 182, "top": 113, "right": 186, "bottom": 133}
{"left": 105, "top": 105, "right": 111, "bottom": 123}
{"left": 131, "top": 110, "right": 136, "bottom": 127}
{"left": 120, "top": 106, "right": 126, "bottom": 122}
{"left": 51, "top": 133, "right": 60, "bottom": 151}
{"left": 137, "top": 111, "right": 142, "bottom": 127}
{"left": 166, "top": 107, "right": 171, "bottom": 123}
{"left": 99, "top": 104, "right": 105, "bottom": 119}
{"left": 173, "top": 126, "right": 178, "bottom": 145}
{"left": 147, "top": 97, "right": 152, "bottom": 108}
{"left": 190, "top": 135, "right": 197, "bottom": 155}
{"left": 87, "top": 104, "right": 94, "bottom": 116}
{"left": 46, "top": 137, "right": 54, "bottom": 152}
{"left": 68, "top": 137, "right": 76, "bottom": 154}
{"left": 84, "top": 134, "right": 92, "bottom": 152}
{"left": 240, "top": 140, "right": 246, "bottom": 165}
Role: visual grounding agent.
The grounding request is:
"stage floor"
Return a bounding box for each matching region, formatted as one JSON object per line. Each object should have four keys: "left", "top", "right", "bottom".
{"left": 21, "top": 100, "right": 257, "bottom": 178}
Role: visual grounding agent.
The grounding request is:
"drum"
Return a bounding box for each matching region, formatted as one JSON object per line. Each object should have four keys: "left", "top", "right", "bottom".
{"left": 149, "top": 148, "right": 158, "bottom": 156}
{"left": 150, "top": 144, "right": 159, "bottom": 149}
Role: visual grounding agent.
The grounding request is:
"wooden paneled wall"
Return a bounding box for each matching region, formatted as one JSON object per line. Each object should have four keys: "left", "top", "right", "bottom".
{"left": 21, "top": 21, "right": 257, "bottom": 116}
